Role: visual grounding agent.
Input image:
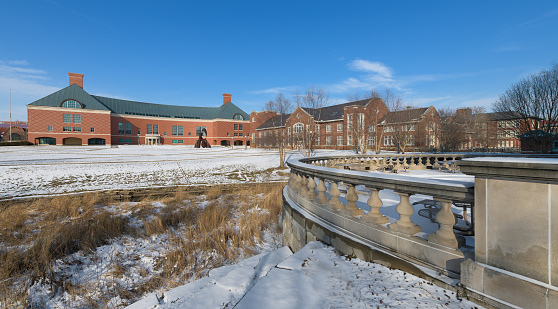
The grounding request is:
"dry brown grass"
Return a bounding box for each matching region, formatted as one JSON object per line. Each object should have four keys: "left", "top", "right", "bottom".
{"left": 0, "top": 182, "right": 285, "bottom": 307}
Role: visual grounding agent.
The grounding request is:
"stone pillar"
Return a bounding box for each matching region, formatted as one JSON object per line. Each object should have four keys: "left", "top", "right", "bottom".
{"left": 314, "top": 178, "right": 329, "bottom": 205}
{"left": 306, "top": 176, "right": 317, "bottom": 200}
{"left": 326, "top": 181, "right": 344, "bottom": 211}
{"left": 427, "top": 199, "right": 458, "bottom": 249}
{"left": 362, "top": 187, "right": 389, "bottom": 224}
{"left": 389, "top": 192, "right": 421, "bottom": 235}
{"left": 341, "top": 184, "right": 364, "bottom": 217}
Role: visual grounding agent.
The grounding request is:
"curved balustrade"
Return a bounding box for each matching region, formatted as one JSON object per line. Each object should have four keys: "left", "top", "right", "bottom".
{"left": 284, "top": 154, "right": 475, "bottom": 274}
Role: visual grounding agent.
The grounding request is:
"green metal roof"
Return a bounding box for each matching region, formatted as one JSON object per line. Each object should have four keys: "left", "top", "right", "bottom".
{"left": 28, "top": 84, "right": 250, "bottom": 120}
{"left": 28, "top": 84, "right": 110, "bottom": 111}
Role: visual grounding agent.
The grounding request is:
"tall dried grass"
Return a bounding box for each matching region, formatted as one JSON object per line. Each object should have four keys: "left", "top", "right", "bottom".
{"left": 0, "top": 182, "right": 285, "bottom": 307}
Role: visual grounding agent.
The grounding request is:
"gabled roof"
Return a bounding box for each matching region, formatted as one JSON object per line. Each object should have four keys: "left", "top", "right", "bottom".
{"left": 379, "top": 107, "right": 429, "bottom": 124}
{"left": 301, "top": 99, "right": 371, "bottom": 121}
{"left": 485, "top": 111, "right": 534, "bottom": 121}
{"left": 257, "top": 114, "right": 290, "bottom": 130}
{"left": 28, "top": 84, "right": 111, "bottom": 111}
{"left": 28, "top": 84, "right": 250, "bottom": 120}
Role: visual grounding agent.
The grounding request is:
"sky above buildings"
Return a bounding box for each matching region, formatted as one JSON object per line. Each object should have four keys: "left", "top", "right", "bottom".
{"left": 1, "top": 1, "right": 558, "bottom": 121}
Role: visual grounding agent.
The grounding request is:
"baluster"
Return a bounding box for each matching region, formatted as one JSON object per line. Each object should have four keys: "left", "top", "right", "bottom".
{"left": 314, "top": 178, "right": 328, "bottom": 205}
{"left": 306, "top": 176, "right": 317, "bottom": 199}
{"left": 442, "top": 156, "right": 448, "bottom": 168}
{"left": 341, "top": 184, "right": 364, "bottom": 217}
{"left": 300, "top": 175, "right": 309, "bottom": 197}
{"left": 428, "top": 199, "right": 459, "bottom": 249}
{"left": 326, "top": 181, "right": 344, "bottom": 210}
{"left": 362, "top": 187, "right": 389, "bottom": 224}
{"left": 389, "top": 192, "right": 421, "bottom": 235}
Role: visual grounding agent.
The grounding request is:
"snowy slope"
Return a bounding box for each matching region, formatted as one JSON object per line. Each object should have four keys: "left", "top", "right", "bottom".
{"left": 128, "top": 242, "right": 483, "bottom": 309}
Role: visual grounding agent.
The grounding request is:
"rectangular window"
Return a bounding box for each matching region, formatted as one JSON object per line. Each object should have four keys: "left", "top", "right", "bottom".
{"left": 196, "top": 126, "right": 201, "bottom": 136}
{"left": 125, "top": 123, "right": 131, "bottom": 135}
{"left": 347, "top": 114, "right": 353, "bottom": 131}
{"left": 178, "top": 126, "right": 183, "bottom": 136}
{"left": 315, "top": 135, "right": 320, "bottom": 145}
{"left": 347, "top": 134, "right": 353, "bottom": 146}
{"left": 119, "top": 123, "right": 125, "bottom": 134}
{"left": 72, "top": 114, "right": 81, "bottom": 124}
{"left": 259, "top": 132, "right": 262, "bottom": 138}
{"left": 48, "top": 126, "right": 53, "bottom": 131}
{"left": 118, "top": 139, "right": 125, "bottom": 143}
{"left": 337, "top": 136, "right": 343, "bottom": 146}
{"left": 239, "top": 124, "right": 243, "bottom": 131}
{"left": 153, "top": 125, "right": 159, "bottom": 134}
{"left": 173, "top": 140, "right": 178, "bottom": 144}
{"left": 73, "top": 127, "right": 81, "bottom": 132}
{"left": 407, "top": 135, "right": 415, "bottom": 146}
{"left": 368, "top": 135, "right": 375, "bottom": 146}
{"left": 172, "top": 125, "right": 177, "bottom": 136}
{"left": 90, "top": 127, "right": 95, "bottom": 133}
{"left": 63, "top": 114, "right": 71, "bottom": 123}
{"left": 234, "top": 124, "right": 239, "bottom": 130}
{"left": 385, "top": 126, "right": 394, "bottom": 132}
{"left": 178, "top": 140, "right": 183, "bottom": 144}
{"left": 125, "top": 139, "right": 131, "bottom": 144}
{"left": 63, "top": 126, "right": 71, "bottom": 132}
{"left": 358, "top": 113, "right": 364, "bottom": 130}
{"left": 326, "top": 136, "right": 332, "bottom": 145}
{"left": 337, "top": 123, "right": 343, "bottom": 131}
{"left": 369, "top": 125, "right": 375, "bottom": 132}
{"left": 147, "top": 124, "right": 152, "bottom": 134}
{"left": 384, "top": 136, "right": 393, "bottom": 146}
{"left": 326, "top": 125, "right": 331, "bottom": 132}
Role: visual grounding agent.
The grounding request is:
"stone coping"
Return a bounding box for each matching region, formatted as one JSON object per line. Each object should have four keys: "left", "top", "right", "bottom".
{"left": 458, "top": 158, "right": 558, "bottom": 183}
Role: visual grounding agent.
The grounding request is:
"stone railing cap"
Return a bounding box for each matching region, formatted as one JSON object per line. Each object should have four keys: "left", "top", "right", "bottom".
{"left": 458, "top": 157, "right": 558, "bottom": 182}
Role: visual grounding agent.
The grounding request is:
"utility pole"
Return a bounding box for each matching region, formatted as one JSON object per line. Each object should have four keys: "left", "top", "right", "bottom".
{"left": 9, "top": 89, "right": 12, "bottom": 142}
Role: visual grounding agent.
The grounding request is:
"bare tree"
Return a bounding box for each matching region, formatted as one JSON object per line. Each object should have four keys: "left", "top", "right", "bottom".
{"left": 292, "top": 87, "right": 330, "bottom": 157}
{"left": 346, "top": 89, "right": 384, "bottom": 154}
{"left": 264, "top": 93, "right": 293, "bottom": 167}
{"left": 493, "top": 63, "right": 558, "bottom": 152}
{"left": 439, "top": 108, "right": 467, "bottom": 152}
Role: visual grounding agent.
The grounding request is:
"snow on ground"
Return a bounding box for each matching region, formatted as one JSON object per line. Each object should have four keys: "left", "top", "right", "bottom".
{"left": 128, "top": 241, "right": 483, "bottom": 309}
{"left": 0, "top": 146, "right": 293, "bottom": 199}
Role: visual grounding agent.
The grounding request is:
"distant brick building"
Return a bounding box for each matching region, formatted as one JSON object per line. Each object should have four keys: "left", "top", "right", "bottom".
{"left": 27, "top": 73, "right": 250, "bottom": 146}
{"left": 0, "top": 121, "right": 28, "bottom": 142}
{"left": 251, "top": 98, "right": 441, "bottom": 152}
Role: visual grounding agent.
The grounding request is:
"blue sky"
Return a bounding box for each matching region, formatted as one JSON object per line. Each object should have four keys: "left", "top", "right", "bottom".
{"left": 1, "top": 1, "right": 557, "bottom": 121}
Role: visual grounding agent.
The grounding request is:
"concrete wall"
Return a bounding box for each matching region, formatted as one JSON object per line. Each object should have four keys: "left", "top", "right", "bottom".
{"left": 459, "top": 158, "right": 558, "bottom": 309}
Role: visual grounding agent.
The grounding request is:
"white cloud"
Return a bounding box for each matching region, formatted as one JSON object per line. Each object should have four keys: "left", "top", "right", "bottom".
{"left": 459, "top": 97, "right": 497, "bottom": 108}
{"left": 247, "top": 85, "right": 299, "bottom": 95}
{"left": 409, "top": 95, "right": 453, "bottom": 106}
{"left": 348, "top": 59, "right": 393, "bottom": 78}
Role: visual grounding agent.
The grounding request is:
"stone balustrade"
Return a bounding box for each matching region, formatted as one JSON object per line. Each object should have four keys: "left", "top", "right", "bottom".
{"left": 284, "top": 155, "right": 474, "bottom": 275}
{"left": 304, "top": 153, "right": 465, "bottom": 171}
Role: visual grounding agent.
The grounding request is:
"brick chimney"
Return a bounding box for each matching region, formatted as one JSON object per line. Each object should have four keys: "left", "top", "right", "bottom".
{"left": 223, "top": 93, "right": 232, "bottom": 105}
{"left": 69, "top": 72, "right": 84, "bottom": 88}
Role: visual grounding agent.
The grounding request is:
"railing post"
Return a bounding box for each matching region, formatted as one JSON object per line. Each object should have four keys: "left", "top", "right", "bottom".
{"left": 306, "top": 176, "right": 317, "bottom": 199}
{"left": 300, "top": 175, "right": 309, "bottom": 197}
{"left": 362, "top": 187, "right": 389, "bottom": 224}
{"left": 428, "top": 199, "right": 459, "bottom": 249}
{"left": 341, "top": 184, "right": 364, "bottom": 217}
{"left": 389, "top": 192, "right": 421, "bottom": 235}
{"left": 293, "top": 173, "right": 302, "bottom": 193}
{"left": 314, "top": 178, "right": 328, "bottom": 204}
{"left": 326, "top": 181, "right": 344, "bottom": 210}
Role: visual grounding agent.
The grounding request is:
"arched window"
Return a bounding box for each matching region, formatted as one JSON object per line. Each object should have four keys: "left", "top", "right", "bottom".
{"left": 294, "top": 123, "right": 303, "bottom": 133}
{"left": 233, "top": 113, "right": 244, "bottom": 120}
{"left": 61, "top": 99, "right": 82, "bottom": 109}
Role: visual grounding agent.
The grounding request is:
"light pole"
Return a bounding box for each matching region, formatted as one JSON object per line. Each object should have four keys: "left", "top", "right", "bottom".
{"left": 244, "top": 135, "right": 247, "bottom": 150}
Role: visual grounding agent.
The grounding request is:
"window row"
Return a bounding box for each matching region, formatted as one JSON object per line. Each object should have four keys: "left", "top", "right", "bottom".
{"left": 234, "top": 124, "right": 244, "bottom": 131}
{"left": 50, "top": 126, "right": 94, "bottom": 132}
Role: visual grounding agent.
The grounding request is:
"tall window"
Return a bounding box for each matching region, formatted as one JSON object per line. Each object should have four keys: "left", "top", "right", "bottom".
{"left": 234, "top": 124, "right": 239, "bottom": 130}
{"left": 369, "top": 125, "right": 375, "bottom": 132}
{"left": 337, "top": 123, "right": 343, "bottom": 131}
{"left": 48, "top": 126, "right": 53, "bottom": 132}
{"left": 63, "top": 114, "right": 72, "bottom": 123}
{"left": 326, "top": 136, "right": 332, "bottom": 145}
{"left": 347, "top": 114, "right": 353, "bottom": 131}
{"left": 294, "top": 123, "right": 303, "bottom": 133}
{"left": 368, "top": 135, "right": 375, "bottom": 146}
{"left": 326, "top": 125, "right": 331, "bottom": 132}
{"left": 147, "top": 124, "right": 152, "bottom": 134}
{"left": 125, "top": 123, "right": 131, "bottom": 135}
{"left": 178, "top": 126, "right": 183, "bottom": 136}
{"left": 358, "top": 113, "right": 364, "bottom": 130}
{"left": 72, "top": 114, "right": 81, "bottom": 124}
{"left": 119, "top": 123, "right": 125, "bottom": 134}
{"left": 239, "top": 124, "right": 243, "bottom": 131}
{"left": 172, "top": 126, "right": 177, "bottom": 136}
{"left": 347, "top": 134, "right": 353, "bottom": 146}
{"left": 153, "top": 125, "right": 159, "bottom": 134}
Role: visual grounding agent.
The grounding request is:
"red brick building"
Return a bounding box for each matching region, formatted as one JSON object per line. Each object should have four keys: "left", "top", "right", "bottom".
{"left": 27, "top": 73, "right": 250, "bottom": 146}
{"left": 251, "top": 98, "right": 441, "bottom": 152}
{"left": 0, "top": 121, "right": 27, "bottom": 142}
